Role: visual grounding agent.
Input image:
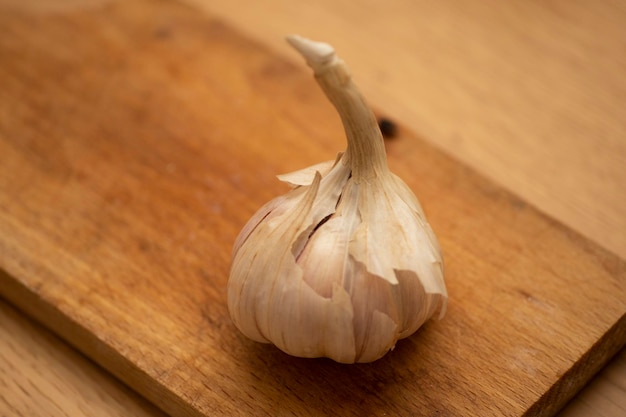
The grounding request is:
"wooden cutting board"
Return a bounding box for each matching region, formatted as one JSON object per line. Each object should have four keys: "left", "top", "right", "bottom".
{"left": 0, "top": 0, "right": 624, "bottom": 416}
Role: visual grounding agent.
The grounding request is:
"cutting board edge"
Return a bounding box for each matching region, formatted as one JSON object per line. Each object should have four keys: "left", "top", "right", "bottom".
{"left": 2, "top": 266, "right": 625, "bottom": 417}
{"left": 1, "top": 0, "right": 625, "bottom": 412}
{"left": 526, "top": 312, "right": 626, "bottom": 417}
{"left": 0, "top": 269, "right": 202, "bottom": 417}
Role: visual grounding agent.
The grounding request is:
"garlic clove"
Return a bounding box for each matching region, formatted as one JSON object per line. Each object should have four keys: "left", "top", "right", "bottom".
{"left": 227, "top": 35, "right": 447, "bottom": 363}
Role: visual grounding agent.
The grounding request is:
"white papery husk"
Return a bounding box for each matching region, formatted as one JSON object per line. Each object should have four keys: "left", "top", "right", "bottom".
{"left": 228, "top": 153, "right": 447, "bottom": 363}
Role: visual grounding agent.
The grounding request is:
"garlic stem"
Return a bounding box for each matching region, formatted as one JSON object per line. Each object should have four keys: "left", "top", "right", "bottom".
{"left": 286, "top": 35, "right": 388, "bottom": 182}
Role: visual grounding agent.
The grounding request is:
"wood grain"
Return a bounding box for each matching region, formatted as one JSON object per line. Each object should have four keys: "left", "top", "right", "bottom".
{"left": 559, "top": 348, "right": 626, "bottom": 417}
{"left": 0, "top": 299, "right": 166, "bottom": 417}
{"left": 1, "top": 299, "right": 623, "bottom": 417}
{"left": 0, "top": 0, "right": 624, "bottom": 416}
{"left": 187, "top": 0, "right": 626, "bottom": 260}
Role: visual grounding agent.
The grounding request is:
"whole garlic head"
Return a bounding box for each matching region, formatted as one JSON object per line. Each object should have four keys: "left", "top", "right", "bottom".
{"left": 228, "top": 35, "right": 447, "bottom": 363}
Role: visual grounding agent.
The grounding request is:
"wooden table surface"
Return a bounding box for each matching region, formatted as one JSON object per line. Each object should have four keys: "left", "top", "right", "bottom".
{"left": 1, "top": 0, "right": 624, "bottom": 416}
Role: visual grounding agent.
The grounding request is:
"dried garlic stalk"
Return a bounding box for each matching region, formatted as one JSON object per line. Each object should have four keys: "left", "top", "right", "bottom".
{"left": 228, "top": 35, "right": 447, "bottom": 363}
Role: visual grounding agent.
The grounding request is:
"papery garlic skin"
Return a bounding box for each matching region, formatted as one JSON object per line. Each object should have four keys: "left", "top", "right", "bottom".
{"left": 228, "top": 36, "right": 447, "bottom": 363}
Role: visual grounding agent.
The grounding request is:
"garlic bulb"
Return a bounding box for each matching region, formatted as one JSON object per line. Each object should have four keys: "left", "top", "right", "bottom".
{"left": 228, "top": 35, "right": 447, "bottom": 363}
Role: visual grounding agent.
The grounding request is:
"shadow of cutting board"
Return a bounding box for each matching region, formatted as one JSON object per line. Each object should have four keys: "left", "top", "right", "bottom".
{"left": 0, "top": 0, "right": 624, "bottom": 415}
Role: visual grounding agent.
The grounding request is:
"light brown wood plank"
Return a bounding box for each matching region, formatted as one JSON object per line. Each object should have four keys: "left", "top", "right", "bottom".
{"left": 0, "top": 299, "right": 166, "bottom": 417}
{"left": 559, "top": 348, "right": 626, "bottom": 417}
{"left": 187, "top": 0, "right": 626, "bottom": 260}
{"left": 183, "top": 2, "right": 626, "bottom": 415}
{"left": 0, "top": 0, "right": 624, "bottom": 416}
